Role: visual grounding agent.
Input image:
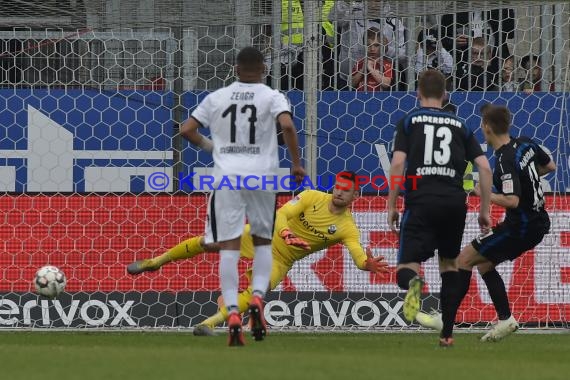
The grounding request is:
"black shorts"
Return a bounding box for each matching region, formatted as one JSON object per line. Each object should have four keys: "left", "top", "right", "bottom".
{"left": 397, "top": 200, "right": 467, "bottom": 264}
{"left": 472, "top": 219, "right": 550, "bottom": 264}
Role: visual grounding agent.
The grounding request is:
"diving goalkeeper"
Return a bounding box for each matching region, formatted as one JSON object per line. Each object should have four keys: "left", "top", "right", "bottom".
{"left": 127, "top": 171, "right": 389, "bottom": 335}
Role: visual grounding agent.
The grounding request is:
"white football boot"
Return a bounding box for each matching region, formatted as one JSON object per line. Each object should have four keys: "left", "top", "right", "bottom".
{"left": 481, "top": 315, "right": 519, "bottom": 342}
{"left": 415, "top": 310, "right": 443, "bottom": 332}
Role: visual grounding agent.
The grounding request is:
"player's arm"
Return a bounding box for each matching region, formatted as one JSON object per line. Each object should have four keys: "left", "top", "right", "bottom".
{"left": 274, "top": 192, "right": 312, "bottom": 250}
{"left": 489, "top": 192, "right": 519, "bottom": 209}
{"left": 479, "top": 157, "right": 520, "bottom": 209}
{"left": 274, "top": 195, "right": 304, "bottom": 231}
{"left": 277, "top": 112, "right": 305, "bottom": 183}
{"left": 466, "top": 128, "right": 492, "bottom": 230}
{"left": 387, "top": 151, "right": 406, "bottom": 231}
{"left": 537, "top": 160, "right": 556, "bottom": 176}
{"left": 534, "top": 143, "right": 556, "bottom": 176}
{"left": 180, "top": 95, "right": 215, "bottom": 152}
{"left": 473, "top": 155, "right": 492, "bottom": 226}
{"left": 276, "top": 122, "right": 285, "bottom": 146}
{"left": 387, "top": 120, "right": 408, "bottom": 231}
{"left": 180, "top": 117, "right": 213, "bottom": 152}
{"left": 343, "top": 227, "right": 389, "bottom": 274}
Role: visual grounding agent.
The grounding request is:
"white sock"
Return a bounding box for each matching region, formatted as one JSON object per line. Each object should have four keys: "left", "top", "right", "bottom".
{"left": 219, "top": 250, "right": 240, "bottom": 310}
{"left": 251, "top": 244, "right": 272, "bottom": 298}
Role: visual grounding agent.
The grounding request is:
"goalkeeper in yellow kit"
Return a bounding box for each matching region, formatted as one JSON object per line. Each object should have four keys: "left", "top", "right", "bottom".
{"left": 127, "top": 172, "right": 389, "bottom": 335}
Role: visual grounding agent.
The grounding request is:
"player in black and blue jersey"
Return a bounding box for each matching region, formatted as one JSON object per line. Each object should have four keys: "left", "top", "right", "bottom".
{"left": 387, "top": 70, "right": 493, "bottom": 347}
{"left": 447, "top": 103, "right": 556, "bottom": 343}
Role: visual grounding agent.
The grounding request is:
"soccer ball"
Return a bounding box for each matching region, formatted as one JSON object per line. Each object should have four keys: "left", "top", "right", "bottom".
{"left": 34, "top": 265, "right": 66, "bottom": 299}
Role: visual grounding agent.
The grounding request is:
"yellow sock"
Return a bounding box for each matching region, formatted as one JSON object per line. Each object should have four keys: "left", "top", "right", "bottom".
{"left": 200, "top": 288, "right": 250, "bottom": 328}
{"left": 218, "top": 287, "right": 253, "bottom": 320}
{"left": 239, "top": 225, "right": 255, "bottom": 259}
{"left": 237, "top": 288, "right": 252, "bottom": 313}
{"left": 199, "top": 311, "right": 226, "bottom": 328}
{"left": 149, "top": 236, "right": 205, "bottom": 267}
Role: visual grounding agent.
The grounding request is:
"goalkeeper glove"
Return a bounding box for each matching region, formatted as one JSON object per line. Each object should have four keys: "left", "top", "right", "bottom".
{"left": 280, "top": 228, "right": 311, "bottom": 250}
{"left": 364, "top": 247, "right": 389, "bottom": 274}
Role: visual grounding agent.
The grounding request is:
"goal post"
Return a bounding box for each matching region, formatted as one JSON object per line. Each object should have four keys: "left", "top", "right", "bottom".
{"left": 0, "top": 0, "right": 568, "bottom": 330}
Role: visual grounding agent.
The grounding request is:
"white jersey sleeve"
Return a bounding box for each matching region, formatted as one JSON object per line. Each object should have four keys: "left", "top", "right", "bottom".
{"left": 190, "top": 94, "right": 214, "bottom": 128}
{"left": 270, "top": 91, "right": 291, "bottom": 120}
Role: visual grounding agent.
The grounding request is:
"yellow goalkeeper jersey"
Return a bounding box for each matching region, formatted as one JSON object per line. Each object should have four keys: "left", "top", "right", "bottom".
{"left": 272, "top": 190, "right": 367, "bottom": 269}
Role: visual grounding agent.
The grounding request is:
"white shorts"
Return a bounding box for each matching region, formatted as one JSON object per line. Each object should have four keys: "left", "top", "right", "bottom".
{"left": 204, "top": 189, "right": 277, "bottom": 243}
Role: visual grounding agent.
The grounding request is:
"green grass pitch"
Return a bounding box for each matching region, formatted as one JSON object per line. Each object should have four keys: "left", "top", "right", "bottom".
{"left": 0, "top": 331, "right": 568, "bottom": 380}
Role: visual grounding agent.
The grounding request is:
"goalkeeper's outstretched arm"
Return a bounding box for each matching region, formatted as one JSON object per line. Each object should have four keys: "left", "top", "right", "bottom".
{"left": 343, "top": 227, "right": 389, "bottom": 274}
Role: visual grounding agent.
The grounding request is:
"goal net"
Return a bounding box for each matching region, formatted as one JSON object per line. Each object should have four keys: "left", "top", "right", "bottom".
{"left": 0, "top": 0, "right": 568, "bottom": 330}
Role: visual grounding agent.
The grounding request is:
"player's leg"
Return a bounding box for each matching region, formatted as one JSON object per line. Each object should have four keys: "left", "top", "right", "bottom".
{"left": 435, "top": 203, "right": 467, "bottom": 347}
{"left": 397, "top": 262, "right": 422, "bottom": 322}
{"left": 414, "top": 309, "right": 443, "bottom": 332}
{"left": 238, "top": 259, "right": 291, "bottom": 316}
{"left": 476, "top": 261, "right": 519, "bottom": 342}
{"left": 202, "top": 271, "right": 257, "bottom": 334}
{"left": 127, "top": 235, "right": 209, "bottom": 275}
{"left": 208, "top": 189, "right": 247, "bottom": 346}
{"left": 424, "top": 243, "right": 486, "bottom": 346}
{"left": 195, "top": 252, "right": 291, "bottom": 337}
{"left": 193, "top": 229, "right": 256, "bottom": 336}
{"left": 475, "top": 226, "right": 547, "bottom": 341}
{"left": 248, "top": 238, "right": 271, "bottom": 341}
{"left": 395, "top": 208, "right": 434, "bottom": 322}
{"left": 128, "top": 225, "right": 254, "bottom": 275}
{"left": 243, "top": 190, "right": 277, "bottom": 341}
{"left": 415, "top": 267, "right": 472, "bottom": 334}
{"left": 456, "top": 225, "right": 516, "bottom": 342}
{"left": 437, "top": 257, "right": 458, "bottom": 347}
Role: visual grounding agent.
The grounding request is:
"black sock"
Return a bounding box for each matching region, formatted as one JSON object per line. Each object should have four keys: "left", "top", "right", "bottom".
{"left": 458, "top": 268, "right": 473, "bottom": 302}
{"left": 482, "top": 269, "right": 511, "bottom": 320}
{"left": 442, "top": 268, "right": 472, "bottom": 334}
{"left": 396, "top": 268, "right": 418, "bottom": 290}
{"left": 440, "top": 270, "right": 460, "bottom": 339}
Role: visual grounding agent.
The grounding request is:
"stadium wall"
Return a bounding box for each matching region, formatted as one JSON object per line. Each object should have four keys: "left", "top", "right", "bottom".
{"left": 0, "top": 195, "right": 568, "bottom": 328}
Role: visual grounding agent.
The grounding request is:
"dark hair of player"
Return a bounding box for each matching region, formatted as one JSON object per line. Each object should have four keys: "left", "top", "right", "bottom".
{"left": 417, "top": 69, "right": 446, "bottom": 99}
{"left": 236, "top": 46, "right": 264, "bottom": 70}
{"left": 480, "top": 103, "right": 511, "bottom": 135}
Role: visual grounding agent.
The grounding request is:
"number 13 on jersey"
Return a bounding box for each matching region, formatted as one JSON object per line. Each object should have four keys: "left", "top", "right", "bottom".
{"left": 424, "top": 124, "right": 452, "bottom": 165}
{"left": 222, "top": 104, "right": 258, "bottom": 144}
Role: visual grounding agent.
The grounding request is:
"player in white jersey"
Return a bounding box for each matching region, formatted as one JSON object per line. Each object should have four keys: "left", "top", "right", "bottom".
{"left": 180, "top": 46, "right": 305, "bottom": 346}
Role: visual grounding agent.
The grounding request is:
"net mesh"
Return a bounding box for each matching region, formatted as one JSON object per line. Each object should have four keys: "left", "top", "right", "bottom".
{"left": 0, "top": 0, "right": 568, "bottom": 329}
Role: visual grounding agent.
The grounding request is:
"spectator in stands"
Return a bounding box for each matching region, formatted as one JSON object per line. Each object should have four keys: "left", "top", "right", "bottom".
{"left": 270, "top": 0, "right": 335, "bottom": 90}
{"left": 415, "top": 28, "right": 453, "bottom": 88}
{"left": 500, "top": 56, "right": 519, "bottom": 92}
{"left": 328, "top": 0, "right": 407, "bottom": 90}
{"left": 519, "top": 54, "right": 553, "bottom": 92}
{"left": 351, "top": 28, "right": 393, "bottom": 91}
{"left": 440, "top": 9, "right": 514, "bottom": 90}
{"left": 458, "top": 37, "right": 498, "bottom": 91}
